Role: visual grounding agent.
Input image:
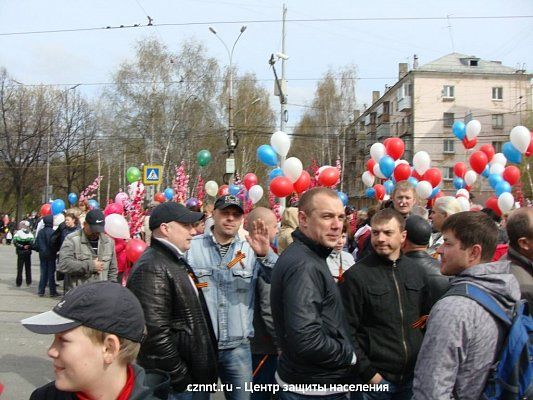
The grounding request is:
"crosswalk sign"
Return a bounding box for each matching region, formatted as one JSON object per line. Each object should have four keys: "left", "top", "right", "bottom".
{"left": 143, "top": 165, "right": 163, "bottom": 185}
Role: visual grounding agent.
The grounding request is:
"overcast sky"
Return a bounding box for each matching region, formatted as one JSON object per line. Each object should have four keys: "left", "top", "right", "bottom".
{"left": 1, "top": 0, "right": 532, "bottom": 130}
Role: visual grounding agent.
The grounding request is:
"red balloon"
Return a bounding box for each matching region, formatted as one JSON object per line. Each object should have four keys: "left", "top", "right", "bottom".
{"left": 485, "top": 196, "right": 502, "bottom": 217}
{"left": 217, "top": 185, "right": 229, "bottom": 196}
{"left": 318, "top": 167, "right": 340, "bottom": 187}
{"left": 367, "top": 159, "right": 376, "bottom": 174}
{"left": 423, "top": 168, "right": 442, "bottom": 188}
{"left": 40, "top": 204, "right": 52, "bottom": 216}
{"left": 503, "top": 166, "right": 521, "bottom": 186}
{"left": 383, "top": 137, "right": 393, "bottom": 147}
{"left": 374, "top": 184, "right": 385, "bottom": 201}
{"left": 479, "top": 144, "right": 495, "bottom": 162}
{"left": 411, "top": 170, "right": 422, "bottom": 180}
{"left": 243, "top": 173, "right": 258, "bottom": 190}
{"left": 393, "top": 164, "right": 411, "bottom": 182}
{"left": 462, "top": 136, "right": 477, "bottom": 149}
{"left": 385, "top": 138, "right": 405, "bottom": 160}
{"left": 294, "top": 170, "right": 311, "bottom": 193}
{"left": 453, "top": 162, "right": 467, "bottom": 178}
{"left": 465, "top": 185, "right": 472, "bottom": 192}
{"left": 154, "top": 192, "right": 166, "bottom": 203}
{"left": 125, "top": 239, "right": 148, "bottom": 264}
{"left": 526, "top": 132, "right": 533, "bottom": 157}
{"left": 469, "top": 151, "right": 489, "bottom": 174}
{"left": 104, "top": 202, "right": 124, "bottom": 216}
{"left": 270, "top": 177, "right": 294, "bottom": 198}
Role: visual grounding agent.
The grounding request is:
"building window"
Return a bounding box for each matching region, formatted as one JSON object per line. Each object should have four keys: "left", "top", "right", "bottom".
{"left": 443, "top": 167, "right": 454, "bottom": 181}
{"left": 442, "top": 85, "right": 455, "bottom": 99}
{"left": 492, "top": 87, "right": 503, "bottom": 100}
{"left": 492, "top": 141, "right": 503, "bottom": 153}
{"left": 443, "top": 139, "right": 455, "bottom": 154}
{"left": 443, "top": 113, "right": 455, "bottom": 127}
{"left": 469, "top": 59, "right": 478, "bottom": 67}
{"left": 492, "top": 114, "right": 504, "bottom": 129}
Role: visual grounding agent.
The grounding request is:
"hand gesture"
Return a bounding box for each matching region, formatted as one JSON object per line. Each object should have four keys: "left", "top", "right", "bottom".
{"left": 246, "top": 219, "right": 270, "bottom": 257}
{"left": 93, "top": 259, "right": 104, "bottom": 274}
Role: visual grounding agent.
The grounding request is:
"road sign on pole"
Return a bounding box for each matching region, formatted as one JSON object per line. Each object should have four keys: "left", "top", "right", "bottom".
{"left": 143, "top": 165, "right": 163, "bottom": 185}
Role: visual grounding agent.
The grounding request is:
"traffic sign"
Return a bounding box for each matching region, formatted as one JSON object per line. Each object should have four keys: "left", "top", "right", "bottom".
{"left": 143, "top": 165, "right": 163, "bottom": 185}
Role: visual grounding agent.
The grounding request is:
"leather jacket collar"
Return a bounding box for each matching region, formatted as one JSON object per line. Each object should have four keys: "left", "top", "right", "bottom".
{"left": 292, "top": 228, "right": 333, "bottom": 258}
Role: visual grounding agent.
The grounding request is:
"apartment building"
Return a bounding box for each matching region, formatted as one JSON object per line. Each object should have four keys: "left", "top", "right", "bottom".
{"left": 345, "top": 52, "right": 531, "bottom": 207}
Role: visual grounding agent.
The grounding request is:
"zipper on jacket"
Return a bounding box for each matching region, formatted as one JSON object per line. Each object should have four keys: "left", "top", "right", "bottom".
{"left": 391, "top": 260, "right": 408, "bottom": 382}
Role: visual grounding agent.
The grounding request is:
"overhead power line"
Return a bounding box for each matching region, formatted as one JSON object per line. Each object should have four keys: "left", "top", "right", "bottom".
{"left": 0, "top": 15, "right": 532, "bottom": 37}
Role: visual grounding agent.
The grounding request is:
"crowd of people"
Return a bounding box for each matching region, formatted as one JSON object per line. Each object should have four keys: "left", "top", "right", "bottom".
{"left": 8, "top": 185, "right": 532, "bottom": 399}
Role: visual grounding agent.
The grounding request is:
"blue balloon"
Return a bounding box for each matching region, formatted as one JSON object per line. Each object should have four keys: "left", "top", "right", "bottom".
{"left": 365, "top": 188, "right": 376, "bottom": 198}
{"left": 88, "top": 199, "right": 100, "bottom": 210}
{"left": 495, "top": 181, "right": 512, "bottom": 196}
{"left": 257, "top": 145, "right": 278, "bottom": 167}
{"left": 428, "top": 187, "right": 441, "bottom": 199}
{"left": 68, "top": 192, "right": 78, "bottom": 205}
{"left": 229, "top": 184, "right": 240, "bottom": 196}
{"left": 407, "top": 177, "right": 419, "bottom": 187}
{"left": 502, "top": 142, "right": 522, "bottom": 164}
{"left": 481, "top": 165, "right": 490, "bottom": 178}
{"left": 164, "top": 188, "right": 174, "bottom": 201}
{"left": 337, "top": 191, "right": 348, "bottom": 206}
{"left": 379, "top": 155, "right": 395, "bottom": 178}
{"left": 269, "top": 168, "right": 284, "bottom": 181}
{"left": 488, "top": 174, "right": 503, "bottom": 189}
{"left": 51, "top": 199, "right": 66, "bottom": 215}
{"left": 383, "top": 180, "right": 395, "bottom": 195}
{"left": 453, "top": 177, "right": 465, "bottom": 190}
{"left": 452, "top": 121, "right": 466, "bottom": 140}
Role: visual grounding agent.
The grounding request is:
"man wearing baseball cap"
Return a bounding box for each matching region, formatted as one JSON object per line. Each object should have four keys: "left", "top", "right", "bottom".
{"left": 58, "top": 209, "right": 117, "bottom": 291}
{"left": 127, "top": 202, "right": 218, "bottom": 399}
{"left": 186, "top": 195, "right": 277, "bottom": 400}
{"left": 22, "top": 281, "right": 170, "bottom": 399}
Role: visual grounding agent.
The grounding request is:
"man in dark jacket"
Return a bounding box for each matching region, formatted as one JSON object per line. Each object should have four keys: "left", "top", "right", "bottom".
{"left": 403, "top": 215, "right": 449, "bottom": 307}
{"left": 35, "top": 215, "right": 59, "bottom": 297}
{"left": 127, "top": 202, "right": 217, "bottom": 399}
{"left": 340, "top": 208, "right": 430, "bottom": 399}
{"left": 271, "top": 188, "right": 356, "bottom": 399}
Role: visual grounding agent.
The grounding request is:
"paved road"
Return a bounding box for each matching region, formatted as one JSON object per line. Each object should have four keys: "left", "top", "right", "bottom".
{"left": 0, "top": 245, "right": 57, "bottom": 399}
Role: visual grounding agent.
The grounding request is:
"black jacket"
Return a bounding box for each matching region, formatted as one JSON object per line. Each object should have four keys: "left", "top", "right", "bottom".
{"left": 404, "top": 250, "right": 450, "bottom": 308}
{"left": 127, "top": 238, "right": 217, "bottom": 391}
{"left": 35, "top": 216, "right": 58, "bottom": 260}
{"left": 30, "top": 364, "right": 170, "bottom": 399}
{"left": 271, "top": 229, "right": 355, "bottom": 384}
{"left": 340, "top": 252, "right": 430, "bottom": 384}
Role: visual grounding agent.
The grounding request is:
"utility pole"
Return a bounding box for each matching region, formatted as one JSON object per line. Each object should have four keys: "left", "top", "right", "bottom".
{"left": 97, "top": 144, "right": 101, "bottom": 204}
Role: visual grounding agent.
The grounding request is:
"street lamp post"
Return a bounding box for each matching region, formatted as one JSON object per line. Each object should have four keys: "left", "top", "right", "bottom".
{"left": 209, "top": 25, "right": 247, "bottom": 184}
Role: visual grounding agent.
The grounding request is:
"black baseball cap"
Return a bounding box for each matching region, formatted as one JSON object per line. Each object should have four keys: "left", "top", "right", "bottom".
{"left": 21, "top": 281, "right": 146, "bottom": 343}
{"left": 214, "top": 195, "right": 244, "bottom": 213}
{"left": 85, "top": 209, "right": 105, "bottom": 233}
{"left": 149, "top": 202, "right": 204, "bottom": 231}
{"left": 405, "top": 215, "right": 432, "bottom": 246}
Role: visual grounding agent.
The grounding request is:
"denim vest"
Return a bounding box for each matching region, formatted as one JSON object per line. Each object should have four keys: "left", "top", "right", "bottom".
{"left": 185, "top": 230, "right": 277, "bottom": 349}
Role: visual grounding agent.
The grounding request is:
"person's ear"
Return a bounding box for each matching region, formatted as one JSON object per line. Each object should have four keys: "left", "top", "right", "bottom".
{"left": 102, "top": 334, "right": 121, "bottom": 364}
{"left": 469, "top": 244, "right": 482, "bottom": 263}
{"left": 298, "top": 210, "right": 307, "bottom": 228}
{"left": 517, "top": 237, "right": 530, "bottom": 253}
{"left": 400, "top": 229, "right": 407, "bottom": 245}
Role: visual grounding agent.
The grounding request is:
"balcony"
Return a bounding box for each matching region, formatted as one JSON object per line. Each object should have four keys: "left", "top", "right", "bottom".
{"left": 398, "top": 96, "right": 411, "bottom": 112}
{"left": 378, "top": 113, "right": 390, "bottom": 125}
{"left": 376, "top": 124, "right": 391, "bottom": 141}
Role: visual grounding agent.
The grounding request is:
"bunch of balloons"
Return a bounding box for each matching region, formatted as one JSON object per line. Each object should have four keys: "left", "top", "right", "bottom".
{"left": 452, "top": 119, "right": 482, "bottom": 149}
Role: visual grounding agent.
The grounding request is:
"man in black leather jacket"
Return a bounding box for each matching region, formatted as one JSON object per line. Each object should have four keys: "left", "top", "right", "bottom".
{"left": 340, "top": 208, "right": 431, "bottom": 400}
{"left": 271, "top": 188, "right": 357, "bottom": 400}
{"left": 127, "top": 202, "right": 217, "bottom": 399}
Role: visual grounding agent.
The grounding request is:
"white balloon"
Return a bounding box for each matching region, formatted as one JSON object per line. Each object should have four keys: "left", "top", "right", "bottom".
{"left": 489, "top": 163, "right": 505, "bottom": 176}
{"left": 395, "top": 159, "right": 409, "bottom": 167}
{"left": 413, "top": 151, "right": 431, "bottom": 175}
{"left": 205, "top": 180, "right": 219, "bottom": 197}
{"left": 283, "top": 157, "right": 303, "bottom": 183}
{"left": 53, "top": 213, "right": 65, "bottom": 227}
{"left": 491, "top": 153, "right": 507, "bottom": 166}
{"left": 510, "top": 125, "right": 530, "bottom": 153}
{"left": 456, "top": 189, "right": 470, "bottom": 199}
{"left": 373, "top": 163, "right": 386, "bottom": 179}
{"left": 370, "top": 143, "right": 386, "bottom": 162}
{"left": 464, "top": 170, "right": 477, "bottom": 186}
{"left": 415, "top": 181, "right": 433, "bottom": 199}
{"left": 457, "top": 196, "right": 470, "bottom": 211}
{"left": 497, "top": 192, "right": 514, "bottom": 213}
{"left": 466, "top": 120, "right": 481, "bottom": 140}
{"left": 383, "top": 194, "right": 390, "bottom": 201}
{"left": 270, "top": 131, "right": 291, "bottom": 157}
{"left": 248, "top": 185, "right": 264, "bottom": 205}
{"left": 362, "top": 171, "right": 375, "bottom": 187}
{"left": 105, "top": 214, "right": 130, "bottom": 239}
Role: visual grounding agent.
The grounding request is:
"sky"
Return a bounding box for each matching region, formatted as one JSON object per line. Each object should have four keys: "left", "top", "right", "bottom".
{"left": 0, "top": 0, "right": 532, "bottom": 131}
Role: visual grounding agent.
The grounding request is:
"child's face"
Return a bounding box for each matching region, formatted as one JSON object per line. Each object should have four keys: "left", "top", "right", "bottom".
{"left": 47, "top": 327, "right": 105, "bottom": 392}
{"left": 335, "top": 233, "right": 347, "bottom": 252}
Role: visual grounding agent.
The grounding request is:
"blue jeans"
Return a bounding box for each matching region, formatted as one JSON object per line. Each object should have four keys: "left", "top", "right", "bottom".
{"left": 38, "top": 258, "right": 57, "bottom": 295}
{"left": 350, "top": 377, "right": 412, "bottom": 400}
{"left": 251, "top": 354, "right": 278, "bottom": 400}
{"left": 279, "top": 391, "right": 348, "bottom": 400}
{"left": 219, "top": 342, "right": 253, "bottom": 400}
{"left": 168, "top": 391, "right": 210, "bottom": 400}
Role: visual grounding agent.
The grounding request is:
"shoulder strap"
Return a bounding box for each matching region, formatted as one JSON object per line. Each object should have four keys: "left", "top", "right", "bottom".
{"left": 445, "top": 283, "right": 512, "bottom": 326}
